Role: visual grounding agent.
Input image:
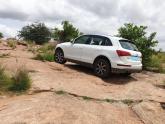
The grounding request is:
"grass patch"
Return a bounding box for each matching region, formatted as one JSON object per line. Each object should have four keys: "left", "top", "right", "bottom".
{"left": 53, "top": 89, "right": 142, "bottom": 105}
{"left": 104, "top": 99, "right": 117, "bottom": 103}
{"left": 27, "top": 41, "right": 37, "bottom": 53}
{"left": 0, "top": 64, "right": 31, "bottom": 93}
{"left": 0, "top": 53, "right": 10, "bottom": 58}
{"left": 121, "top": 99, "right": 134, "bottom": 105}
{"left": 157, "top": 52, "right": 165, "bottom": 62}
{"left": 34, "top": 51, "right": 54, "bottom": 62}
{"left": 0, "top": 64, "right": 12, "bottom": 91}
{"left": 7, "top": 40, "right": 17, "bottom": 49}
{"left": 82, "top": 96, "right": 93, "bottom": 100}
{"left": 157, "top": 80, "right": 165, "bottom": 89}
{"left": 34, "top": 43, "right": 55, "bottom": 62}
{"left": 147, "top": 52, "right": 165, "bottom": 73}
{"left": 55, "top": 90, "right": 67, "bottom": 95}
{"left": 37, "top": 43, "right": 54, "bottom": 53}
{"left": 9, "top": 68, "right": 31, "bottom": 92}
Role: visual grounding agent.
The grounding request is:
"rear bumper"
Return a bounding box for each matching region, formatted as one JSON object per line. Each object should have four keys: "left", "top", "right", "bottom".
{"left": 112, "top": 68, "right": 142, "bottom": 73}
{"left": 111, "top": 64, "right": 142, "bottom": 73}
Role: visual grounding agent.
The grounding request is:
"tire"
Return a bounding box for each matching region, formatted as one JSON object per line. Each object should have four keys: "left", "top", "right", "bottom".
{"left": 93, "top": 58, "right": 111, "bottom": 78}
{"left": 54, "top": 49, "right": 66, "bottom": 64}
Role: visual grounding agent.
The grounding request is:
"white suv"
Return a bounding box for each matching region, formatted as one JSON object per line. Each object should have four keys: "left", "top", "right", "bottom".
{"left": 55, "top": 35, "right": 142, "bottom": 78}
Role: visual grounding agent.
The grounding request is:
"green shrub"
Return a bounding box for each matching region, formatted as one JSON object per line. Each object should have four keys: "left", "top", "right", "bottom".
{"left": 117, "top": 23, "right": 158, "bottom": 69}
{"left": 18, "top": 22, "right": 51, "bottom": 45}
{"left": 9, "top": 68, "right": 31, "bottom": 92}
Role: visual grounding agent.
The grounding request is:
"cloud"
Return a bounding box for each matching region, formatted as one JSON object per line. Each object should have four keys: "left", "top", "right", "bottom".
{"left": 69, "top": 0, "right": 119, "bottom": 18}
{"left": 0, "top": 24, "right": 17, "bottom": 37}
{"left": 0, "top": 0, "right": 164, "bottom": 50}
{"left": 0, "top": 10, "right": 28, "bottom": 21}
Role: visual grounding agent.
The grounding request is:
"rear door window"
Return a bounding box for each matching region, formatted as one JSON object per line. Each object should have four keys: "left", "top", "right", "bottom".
{"left": 74, "top": 35, "right": 91, "bottom": 44}
{"left": 119, "top": 40, "right": 138, "bottom": 51}
{"left": 90, "top": 35, "right": 112, "bottom": 46}
{"left": 102, "top": 38, "right": 112, "bottom": 46}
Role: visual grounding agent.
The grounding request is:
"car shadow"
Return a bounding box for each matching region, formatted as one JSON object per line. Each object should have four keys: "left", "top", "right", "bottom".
{"left": 64, "top": 63, "right": 137, "bottom": 85}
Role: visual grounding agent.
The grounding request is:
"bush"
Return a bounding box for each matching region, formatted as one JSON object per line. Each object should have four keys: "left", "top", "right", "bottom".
{"left": 117, "top": 23, "right": 158, "bottom": 68}
{"left": 9, "top": 68, "right": 31, "bottom": 92}
{"left": 18, "top": 22, "right": 51, "bottom": 44}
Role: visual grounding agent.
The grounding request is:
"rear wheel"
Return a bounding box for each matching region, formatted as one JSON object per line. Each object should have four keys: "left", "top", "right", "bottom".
{"left": 93, "top": 59, "right": 111, "bottom": 78}
{"left": 55, "top": 49, "right": 66, "bottom": 64}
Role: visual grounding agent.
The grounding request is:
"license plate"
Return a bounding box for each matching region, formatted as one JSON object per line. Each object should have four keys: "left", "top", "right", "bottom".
{"left": 130, "top": 56, "right": 140, "bottom": 61}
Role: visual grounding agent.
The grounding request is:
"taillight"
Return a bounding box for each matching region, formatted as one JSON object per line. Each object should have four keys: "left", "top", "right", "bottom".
{"left": 116, "top": 50, "right": 131, "bottom": 56}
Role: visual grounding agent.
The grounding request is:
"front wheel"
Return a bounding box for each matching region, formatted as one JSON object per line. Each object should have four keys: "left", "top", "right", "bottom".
{"left": 93, "top": 59, "right": 111, "bottom": 78}
{"left": 54, "top": 49, "right": 66, "bottom": 64}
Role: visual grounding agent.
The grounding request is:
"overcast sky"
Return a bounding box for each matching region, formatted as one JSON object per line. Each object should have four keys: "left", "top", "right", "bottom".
{"left": 0, "top": 0, "right": 164, "bottom": 50}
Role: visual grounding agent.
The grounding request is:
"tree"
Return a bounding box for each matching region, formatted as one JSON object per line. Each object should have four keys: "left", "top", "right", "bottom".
{"left": 52, "top": 21, "right": 82, "bottom": 42}
{"left": 0, "top": 32, "right": 3, "bottom": 39}
{"left": 18, "top": 22, "right": 51, "bottom": 44}
{"left": 117, "top": 23, "right": 158, "bottom": 68}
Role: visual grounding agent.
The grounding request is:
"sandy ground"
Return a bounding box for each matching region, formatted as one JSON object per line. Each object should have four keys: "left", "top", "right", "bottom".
{"left": 0, "top": 43, "right": 165, "bottom": 124}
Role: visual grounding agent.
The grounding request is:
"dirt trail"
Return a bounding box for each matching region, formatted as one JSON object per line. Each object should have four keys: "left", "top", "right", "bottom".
{"left": 0, "top": 44, "right": 165, "bottom": 124}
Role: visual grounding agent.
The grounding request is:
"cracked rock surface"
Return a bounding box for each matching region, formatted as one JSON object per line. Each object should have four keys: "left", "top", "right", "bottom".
{"left": 0, "top": 43, "right": 165, "bottom": 124}
{"left": 0, "top": 93, "right": 143, "bottom": 124}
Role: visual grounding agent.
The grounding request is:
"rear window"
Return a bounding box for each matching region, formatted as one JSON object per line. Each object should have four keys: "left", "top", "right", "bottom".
{"left": 119, "top": 40, "right": 138, "bottom": 51}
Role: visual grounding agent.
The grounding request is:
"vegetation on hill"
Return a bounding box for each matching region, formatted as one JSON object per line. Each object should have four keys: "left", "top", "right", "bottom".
{"left": 1, "top": 21, "right": 165, "bottom": 72}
